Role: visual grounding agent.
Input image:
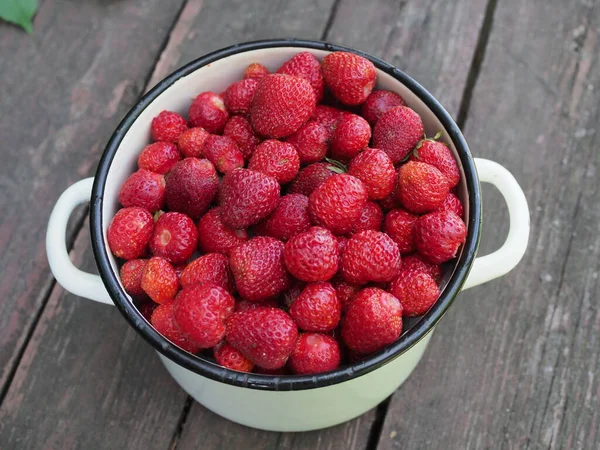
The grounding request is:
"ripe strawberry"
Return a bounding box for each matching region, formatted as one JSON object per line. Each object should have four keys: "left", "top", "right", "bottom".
{"left": 197, "top": 207, "right": 248, "bottom": 255}
{"left": 284, "top": 227, "right": 338, "bottom": 282}
{"left": 165, "top": 158, "right": 219, "bottom": 220}
{"left": 389, "top": 270, "right": 440, "bottom": 317}
{"left": 289, "top": 282, "right": 341, "bottom": 332}
{"left": 201, "top": 134, "right": 244, "bottom": 174}
{"left": 341, "top": 287, "right": 403, "bottom": 354}
{"left": 180, "top": 253, "right": 233, "bottom": 292}
{"left": 276, "top": 52, "right": 325, "bottom": 102}
{"left": 226, "top": 307, "right": 298, "bottom": 369}
{"left": 330, "top": 114, "right": 371, "bottom": 160}
{"left": 137, "top": 300, "right": 157, "bottom": 322}
{"left": 383, "top": 209, "right": 418, "bottom": 254}
{"left": 285, "top": 121, "right": 328, "bottom": 164}
{"left": 340, "top": 230, "right": 401, "bottom": 284}
{"left": 177, "top": 127, "right": 210, "bottom": 158}
{"left": 141, "top": 256, "right": 179, "bottom": 303}
{"left": 401, "top": 254, "right": 442, "bottom": 283}
{"left": 150, "top": 212, "right": 198, "bottom": 265}
{"left": 250, "top": 74, "right": 316, "bottom": 138}
{"left": 188, "top": 92, "right": 229, "bottom": 134}
{"left": 244, "top": 62, "right": 269, "bottom": 80}
{"left": 214, "top": 341, "right": 254, "bottom": 373}
{"left": 151, "top": 301, "right": 200, "bottom": 353}
{"left": 322, "top": 51, "right": 376, "bottom": 105}
{"left": 351, "top": 201, "right": 383, "bottom": 234}
{"left": 312, "top": 105, "right": 347, "bottom": 141}
{"left": 411, "top": 139, "right": 460, "bottom": 188}
{"left": 248, "top": 139, "right": 300, "bottom": 184}
{"left": 438, "top": 192, "right": 464, "bottom": 218}
{"left": 219, "top": 168, "right": 280, "bottom": 228}
{"left": 415, "top": 210, "right": 467, "bottom": 264}
{"left": 397, "top": 161, "right": 450, "bottom": 214}
{"left": 348, "top": 148, "right": 395, "bottom": 200}
{"left": 373, "top": 106, "right": 424, "bottom": 163}
{"left": 120, "top": 259, "right": 148, "bottom": 297}
{"left": 229, "top": 237, "right": 291, "bottom": 302}
{"left": 138, "top": 142, "right": 181, "bottom": 174}
{"left": 309, "top": 173, "right": 368, "bottom": 235}
{"left": 253, "top": 193, "right": 311, "bottom": 242}
{"left": 289, "top": 333, "right": 341, "bottom": 375}
{"left": 151, "top": 110, "right": 188, "bottom": 143}
{"left": 223, "top": 116, "right": 260, "bottom": 160}
{"left": 108, "top": 207, "right": 154, "bottom": 260}
{"left": 119, "top": 169, "right": 165, "bottom": 212}
{"left": 361, "top": 90, "right": 405, "bottom": 125}
{"left": 332, "top": 278, "right": 359, "bottom": 309}
{"left": 289, "top": 162, "right": 336, "bottom": 196}
{"left": 223, "top": 78, "right": 259, "bottom": 114}
{"left": 235, "top": 299, "right": 280, "bottom": 312}
{"left": 173, "top": 283, "right": 235, "bottom": 348}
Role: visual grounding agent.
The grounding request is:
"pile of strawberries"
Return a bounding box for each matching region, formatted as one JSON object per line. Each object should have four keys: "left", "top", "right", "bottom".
{"left": 107, "top": 51, "right": 467, "bottom": 375}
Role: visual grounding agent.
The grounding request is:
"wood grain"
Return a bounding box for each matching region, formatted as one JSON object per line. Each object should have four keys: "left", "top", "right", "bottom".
{"left": 377, "top": 0, "right": 600, "bottom": 448}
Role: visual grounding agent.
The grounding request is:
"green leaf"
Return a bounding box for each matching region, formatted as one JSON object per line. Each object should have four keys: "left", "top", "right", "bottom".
{"left": 324, "top": 157, "right": 347, "bottom": 173}
{"left": 432, "top": 130, "right": 443, "bottom": 140}
{"left": 0, "top": 0, "right": 38, "bottom": 34}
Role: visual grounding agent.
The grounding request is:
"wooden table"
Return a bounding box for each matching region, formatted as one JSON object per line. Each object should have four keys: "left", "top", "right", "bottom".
{"left": 1, "top": 0, "right": 598, "bottom": 448}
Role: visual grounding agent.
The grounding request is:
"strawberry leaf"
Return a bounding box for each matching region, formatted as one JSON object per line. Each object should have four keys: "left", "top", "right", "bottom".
{"left": 0, "top": 0, "right": 38, "bottom": 34}
{"left": 432, "top": 130, "right": 443, "bottom": 140}
{"left": 324, "top": 157, "right": 347, "bottom": 173}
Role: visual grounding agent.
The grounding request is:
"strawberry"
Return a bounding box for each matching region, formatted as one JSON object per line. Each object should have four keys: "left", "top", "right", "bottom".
{"left": 108, "top": 207, "right": 154, "bottom": 260}
{"left": 120, "top": 259, "right": 148, "bottom": 297}
{"left": 250, "top": 74, "right": 316, "bottom": 138}
{"left": 332, "top": 278, "right": 359, "bottom": 309}
{"left": 289, "top": 282, "right": 341, "bottom": 332}
{"left": 213, "top": 341, "right": 254, "bottom": 373}
{"left": 330, "top": 114, "right": 371, "bottom": 160}
{"left": 401, "top": 254, "right": 442, "bottom": 283}
{"left": 340, "top": 230, "right": 401, "bottom": 284}
{"left": 411, "top": 139, "right": 460, "bottom": 188}
{"left": 180, "top": 253, "right": 233, "bottom": 292}
{"left": 229, "top": 237, "right": 291, "bottom": 302}
{"left": 196, "top": 207, "right": 248, "bottom": 255}
{"left": 285, "top": 121, "right": 328, "bottom": 164}
{"left": 351, "top": 201, "right": 383, "bottom": 234}
{"left": 141, "top": 256, "right": 179, "bottom": 303}
{"left": 119, "top": 169, "right": 165, "bottom": 212}
{"left": 235, "top": 299, "right": 280, "bottom": 312}
{"left": 200, "top": 135, "right": 244, "bottom": 174}
{"left": 223, "top": 116, "right": 260, "bottom": 160}
{"left": 177, "top": 127, "right": 210, "bottom": 158}
{"left": 289, "top": 162, "right": 336, "bottom": 196}
{"left": 151, "top": 110, "right": 188, "bottom": 143}
{"left": 253, "top": 193, "right": 311, "bottom": 242}
{"left": 388, "top": 270, "right": 440, "bottom": 317}
{"left": 383, "top": 209, "right": 419, "bottom": 254}
{"left": 322, "top": 51, "right": 376, "bottom": 105}
{"left": 341, "top": 287, "right": 403, "bottom": 354}
{"left": 438, "top": 192, "right": 464, "bottom": 218}
{"left": 173, "top": 283, "right": 235, "bottom": 348}
{"left": 137, "top": 300, "right": 157, "bottom": 322}
{"left": 397, "top": 161, "right": 450, "bottom": 214}
{"left": 151, "top": 301, "right": 200, "bottom": 353}
{"left": 414, "top": 210, "right": 467, "bottom": 264}
{"left": 138, "top": 142, "right": 181, "bottom": 174}
{"left": 248, "top": 139, "right": 300, "bottom": 184}
{"left": 223, "top": 78, "right": 259, "bottom": 114}
{"left": 289, "top": 333, "right": 341, "bottom": 375}
{"left": 373, "top": 106, "right": 424, "bottom": 163}
{"left": 361, "top": 90, "right": 405, "bottom": 125}
{"left": 276, "top": 52, "right": 325, "bottom": 102}
{"left": 347, "top": 148, "right": 395, "bottom": 200}
{"left": 244, "top": 62, "right": 269, "bottom": 80}
{"left": 226, "top": 307, "right": 298, "bottom": 369}
{"left": 150, "top": 212, "right": 198, "bottom": 265}
{"left": 219, "top": 168, "right": 280, "bottom": 228}
{"left": 309, "top": 173, "right": 368, "bottom": 235}
{"left": 312, "top": 105, "right": 347, "bottom": 141}
{"left": 284, "top": 227, "right": 339, "bottom": 282}
{"left": 188, "top": 92, "right": 229, "bottom": 134}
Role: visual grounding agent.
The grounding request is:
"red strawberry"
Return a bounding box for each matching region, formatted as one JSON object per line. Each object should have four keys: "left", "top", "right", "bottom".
{"left": 141, "top": 256, "right": 179, "bottom": 303}
{"left": 253, "top": 193, "right": 311, "bottom": 242}
{"left": 289, "top": 282, "right": 341, "bottom": 332}
{"left": 361, "top": 90, "right": 406, "bottom": 125}
{"left": 415, "top": 210, "right": 467, "bottom": 264}
{"left": 177, "top": 127, "right": 210, "bottom": 158}
{"left": 108, "top": 207, "right": 154, "bottom": 260}
{"left": 250, "top": 74, "right": 316, "bottom": 138}
{"left": 151, "top": 301, "right": 200, "bottom": 353}
{"left": 223, "top": 116, "right": 260, "bottom": 160}
{"left": 373, "top": 106, "right": 424, "bottom": 163}
{"left": 226, "top": 307, "right": 298, "bottom": 369}
{"left": 322, "top": 52, "right": 376, "bottom": 105}
{"left": 137, "top": 300, "right": 157, "bottom": 322}
{"left": 341, "top": 287, "right": 402, "bottom": 354}
{"left": 214, "top": 341, "right": 254, "bottom": 373}
{"left": 119, "top": 169, "right": 165, "bottom": 212}
{"left": 244, "top": 62, "right": 269, "bottom": 80}
{"left": 383, "top": 209, "right": 419, "bottom": 254}
{"left": 289, "top": 333, "right": 341, "bottom": 375}
{"left": 201, "top": 135, "right": 244, "bottom": 174}
{"left": 248, "top": 139, "right": 300, "bottom": 184}
{"left": 174, "top": 283, "right": 235, "bottom": 348}
{"left": 351, "top": 201, "right": 383, "bottom": 234}
{"left": 284, "top": 227, "right": 338, "bottom": 282}
{"left": 276, "top": 52, "right": 325, "bottom": 102}
{"left": 285, "top": 121, "right": 328, "bottom": 164}
{"left": 180, "top": 253, "right": 233, "bottom": 292}
{"left": 330, "top": 114, "right": 371, "bottom": 160}
{"left": 197, "top": 207, "right": 248, "bottom": 255}
{"left": 438, "top": 192, "right": 464, "bottom": 218}
{"left": 229, "top": 237, "right": 291, "bottom": 302}
{"left": 188, "top": 92, "right": 229, "bottom": 134}
{"left": 289, "top": 162, "right": 336, "bottom": 196}
{"left": 401, "top": 254, "right": 442, "bottom": 283}
{"left": 389, "top": 270, "right": 440, "bottom": 317}
{"left": 151, "top": 111, "right": 188, "bottom": 143}
{"left": 235, "top": 299, "right": 280, "bottom": 312}
{"left": 411, "top": 139, "right": 460, "bottom": 188}
{"left": 348, "top": 148, "right": 395, "bottom": 200}
{"left": 120, "top": 259, "right": 148, "bottom": 297}
{"left": 332, "top": 278, "right": 359, "bottom": 309}
{"left": 340, "top": 230, "right": 401, "bottom": 284}
{"left": 397, "top": 161, "right": 450, "bottom": 214}
{"left": 219, "top": 168, "right": 280, "bottom": 228}
{"left": 309, "top": 173, "right": 368, "bottom": 235}
{"left": 150, "top": 212, "right": 198, "bottom": 265}
{"left": 138, "top": 142, "right": 181, "bottom": 174}
{"left": 312, "top": 105, "right": 348, "bottom": 141}
{"left": 165, "top": 158, "right": 219, "bottom": 220}
{"left": 223, "top": 78, "right": 259, "bottom": 114}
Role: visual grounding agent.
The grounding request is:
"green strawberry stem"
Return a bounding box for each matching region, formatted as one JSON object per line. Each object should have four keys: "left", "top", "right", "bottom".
{"left": 324, "top": 157, "right": 347, "bottom": 174}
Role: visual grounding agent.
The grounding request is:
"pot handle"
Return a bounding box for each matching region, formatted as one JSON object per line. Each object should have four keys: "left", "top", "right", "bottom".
{"left": 46, "top": 178, "right": 113, "bottom": 304}
{"left": 462, "top": 158, "right": 530, "bottom": 290}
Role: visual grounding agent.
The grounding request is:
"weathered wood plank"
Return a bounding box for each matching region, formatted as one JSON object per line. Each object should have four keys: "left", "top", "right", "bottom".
{"left": 377, "top": 0, "right": 600, "bottom": 448}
